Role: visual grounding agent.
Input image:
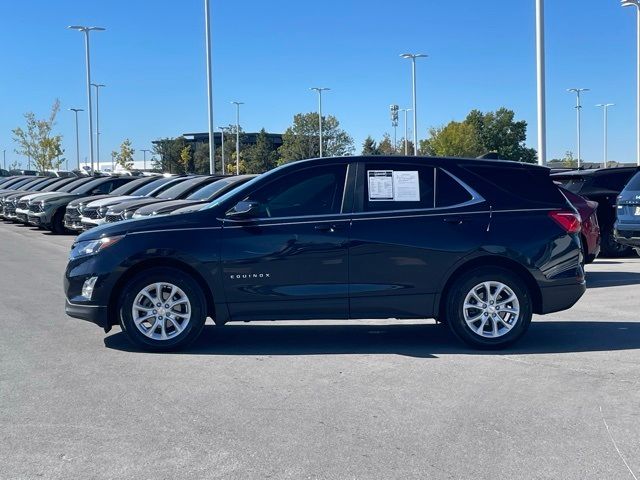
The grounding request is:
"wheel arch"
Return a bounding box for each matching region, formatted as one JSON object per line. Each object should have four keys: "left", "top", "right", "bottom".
{"left": 107, "top": 258, "right": 220, "bottom": 328}
{"left": 436, "top": 255, "right": 543, "bottom": 318}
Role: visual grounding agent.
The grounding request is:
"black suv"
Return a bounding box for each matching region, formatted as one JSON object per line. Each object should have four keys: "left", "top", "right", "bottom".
{"left": 551, "top": 167, "right": 639, "bottom": 257}
{"left": 64, "top": 156, "right": 585, "bottom": 351}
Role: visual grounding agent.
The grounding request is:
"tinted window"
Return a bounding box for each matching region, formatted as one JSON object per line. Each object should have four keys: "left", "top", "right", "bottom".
{"left": 363, "top": 163, "right": 434, "bottom": 212}
{"left": 109, "top": 177, "right": 151, "bottom": 195}
{"left": 624, "top": 172, "right": 640, "bottom": 191}
{"left": 555, "top": 176, "right": 585, "bottom": 194}
{"left": 593, "top": 171, "right": 636, "bottom": 191}
{"left": 187, "top": 178, "right": 237, "bottom": 200}
{"left": 73, "top": 178, "right": 129, "bottom": 195}
{"left": 436, "top": 169, "right": 473, "bottom": 207}
{"left": 245, "top": 165, "right": 346, "bottom": 218}
{"left": 59, "top": 178, "right": 92, "bottom": 192}
{"left": 157, "top": 177, "right": 209, "bottom": 200}
{"left": 130, "top": 177, "right": 173, "bottom": 196}
{"left": 42, "top": 178, "right": 76, "bottom": 192}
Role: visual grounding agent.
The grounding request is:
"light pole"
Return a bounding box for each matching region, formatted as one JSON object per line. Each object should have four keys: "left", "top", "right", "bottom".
{"left": 567, "top": 88, "right": 589, "bottom": 168}
{"left": 69, "top": 108, "right": 83, "bottom": 171}
{"left": 622, "top": 1, "right": 640, "bottom": 166}
{"left": 399, "top": 108, "right": 412, "bottom": 155}
{"left": 141, "top": 149, "right": 151, "bottom": 170}
{"left": 2, "top": 149, "right": 5, "bottom": 170}
{"left": 310, "top": 87, "right": 330, "bottom": 157}
{"left": 68, "top": 25, "right": 105, "bottom": 175}
{"left": 111, "top": 151, "right": 116, "bottom": 171}
{"left": 535, "top": 0, "right": 547, "bottom": 165}
{"left": 204, "top": 0, "right": 215, "bottom": 174}
{"left": 596, "top": 103, "right": 615, "bottom": 168}
{"left": 231, "top": 102, "right": 244, "bottom": 175}
{"left": 218, "top": 126, "right": 227, "bottom": 174}
{"left": 400, "top": 53, "right": 427, "bottom": 156}
{"left": 91, "top": 83, "right": 105, "bottom": 170}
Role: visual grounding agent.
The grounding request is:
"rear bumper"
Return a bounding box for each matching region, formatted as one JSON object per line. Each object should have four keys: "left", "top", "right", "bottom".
{"left": 614, "top": 227, "right": 640, "bottom": 247}
{"left": 538, "top": 281, "right": 586, "bottom": 314}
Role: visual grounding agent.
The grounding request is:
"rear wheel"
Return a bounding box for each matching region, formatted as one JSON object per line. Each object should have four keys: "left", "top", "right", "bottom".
{"left": 118, "top": 267, "right": 207, "bottom": 352}
{"left": 445, "top": 267, "right": 532, "bottom": 349}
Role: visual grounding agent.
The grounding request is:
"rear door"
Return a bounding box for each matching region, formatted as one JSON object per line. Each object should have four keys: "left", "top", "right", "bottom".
{"left": 348, "top": 160, "right": 487, "bottom": 319}
{"left": 220, "top": 161, "right": 353, "bottom": 320}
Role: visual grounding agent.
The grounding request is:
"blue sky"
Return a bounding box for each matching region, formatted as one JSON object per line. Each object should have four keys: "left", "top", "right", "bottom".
{"left": 0, "top": 0, "right": 637, "bottom": 168}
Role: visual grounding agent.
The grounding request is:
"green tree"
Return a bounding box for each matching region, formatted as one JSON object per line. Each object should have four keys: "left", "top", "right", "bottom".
{"left": 361, "top": 136, "right": 380, "bottom": 155}
{"left": 180, "top": 145, "right": 192, "bottom": 173}
{"left": 397, "top": 138, "right": 415, "bottom": 156}
{"left": 377, "top": 133, "right": 397, "bottom": 155}
{"left": 116, "top": 139, "right": 135, "bottom": 170}
{"left": 465, "top": 108, "right": 537, "bottom": 163}
{"left": 12, "top": 99, "right": 65, "bottom": 173}
{"left": 153, "top": 137, "right": 188, "bottom": 173}
{"left": 420, "top": 121, "right": 484, "bottom": 158}
{"left": 243, "top": 128, "right": 277, "bottom": 174}
{"left": 278, "top": 112, "right": 354, "bottom": 165}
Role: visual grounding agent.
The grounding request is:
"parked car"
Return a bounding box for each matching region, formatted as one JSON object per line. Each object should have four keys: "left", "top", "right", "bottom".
{"left": 65, "top": 156, "right": 585, "bottom": 351}
{"left": 14, "top": 177, "right": 91, "bottom": 223}
{"left": 101, "top": 175, "right": 221, "bottom": 224}
{"left": 551, "top": 167, "right": 638, "bottom": 257}
{"left": 78, "top": 175, "right": 186, "bottom": 231}
{"left": 64, "top": 176, "right": 160, "bottom": 231}
{"left": 132, "top": 175, "right": 256, "bottom": 218}
{"left": 44, "top": 170, "right": 78, "bottom": 178}
{"left": 1, "top": 177, "right": 69, "bottom": 220}
{"left": 614, "top": 170, "right": 640, "bottom": 254}
{"left": 559, "top": 187, "right": 600, "bottom": 264}
{"left": 8, "top": 169, "right": 38, "bottom": 176}
{"left": 0, "top": 176, "right": 42, "bottom": 195}
{"left": 26, "top": 176, "right": 135, "bottom": 233}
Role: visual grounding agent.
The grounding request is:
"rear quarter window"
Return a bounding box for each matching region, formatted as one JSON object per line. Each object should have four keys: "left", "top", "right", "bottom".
{"left": 623, "top": 172, "right": 640, "bottom": 191}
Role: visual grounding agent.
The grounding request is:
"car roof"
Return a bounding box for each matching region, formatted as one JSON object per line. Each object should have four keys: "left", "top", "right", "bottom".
{"left": 551, "top": 167, "right": 639, "bottom": 178}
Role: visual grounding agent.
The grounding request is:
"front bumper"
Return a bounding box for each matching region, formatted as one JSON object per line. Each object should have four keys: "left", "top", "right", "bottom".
{"left": 65, "top": 298, "right": 109, "bottom": 329}
{"left": 64, "top": 212, "right": 84, "bottom": 231}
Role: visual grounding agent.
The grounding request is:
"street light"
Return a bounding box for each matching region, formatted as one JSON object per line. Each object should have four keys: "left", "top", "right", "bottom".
{"left": 2, "top": 149, "right": 5, "bottom": 170}
{"left": 310, "top": 87, "right": 330, "bottom": 158}
{"left": 399, "top": 108, "right": 412, "bottom": 155}
{"left": 622, "top": 0, "right": 640, "bottom": 166}
{"left": 535, "top": 0, "right": 547, "bottom": 165}
{"left": 204, "top": 0, "right": 215, "bottom": 174}
{"left": 231, "top": 101, "right": 244, "bottom": 175}
{"left": 567, "top": 88, "right": 589, "bottom": 168}
{"left": 141, "top": 149, "right": 151, "bottom": 171}
{"left": 91, "top": 83, "right": 105, "bottom": 170}
{"left": 596, "top": 103, "right": 615, "bottom": 168}
{"left": 400, "top": 53, "right": 427, "bottom": 157}
{"left": 68, "top": 25, "right": 105, "bottom": 175}
{"left": 69, "top": 108, "right": 83, "bottom": 171}
{"left": 218, "top": 126, "right": 228, "bottom": 174}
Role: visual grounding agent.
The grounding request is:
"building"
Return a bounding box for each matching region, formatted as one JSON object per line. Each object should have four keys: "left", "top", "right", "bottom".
{"left": 181, "top": 131, "right": 283, "bottom": 152}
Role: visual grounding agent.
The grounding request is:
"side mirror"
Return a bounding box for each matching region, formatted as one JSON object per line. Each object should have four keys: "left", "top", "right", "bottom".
{"left": 226, "top": 200, "right": 259, "bottom": 219}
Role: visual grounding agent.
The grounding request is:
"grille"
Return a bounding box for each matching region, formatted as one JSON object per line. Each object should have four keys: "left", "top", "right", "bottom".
{"left": 105, "top": 213, "right": 122, "bottom": 223}
{"left": 30, "top": 204, "right": 44, "bottom": 213}
{"left": 17, "top": 201, "right": 29, "bottom": 210}
{"left": 83, "top": 208, "right": 100, "bottom": 219}
{"left": 67, "top": 206, "right": 80, "bottom": 218}
{"left": 4, "top": 205, "right": 16, "bottom": 216}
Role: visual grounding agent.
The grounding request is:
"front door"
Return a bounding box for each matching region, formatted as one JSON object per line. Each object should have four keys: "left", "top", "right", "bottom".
{"left": 220, "top": 162, "right": 352, "bottom": 321}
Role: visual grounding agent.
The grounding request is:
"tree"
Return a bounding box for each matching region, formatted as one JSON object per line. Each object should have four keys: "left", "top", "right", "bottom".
{"left": 12, "top": 99, "right": 65, "bottom": 173}
{"left": 115, "top": 139, "right": 135, "bottom": 170}
{"left": 465, "top": 108, "right": 537, "bottom": 163}
{"left": 377, "top": 133, "right": 397, "bottom": 155}
{"left": 243, "top": 129, "right": 278, "bottom": 174}
{"left": 153, "top": 137, "right": 188, "bottom": 173}
{"left": 361, "top": 136, "right": 380, "bottom": 155}
{"left": 420, "top": 121, "right": 484, "bottom": 158}
{"left": 180, "top": 145, "right": 192, "bottom": 173}
{"left": 278, "top": 112, "right": 354, "bottom": 165}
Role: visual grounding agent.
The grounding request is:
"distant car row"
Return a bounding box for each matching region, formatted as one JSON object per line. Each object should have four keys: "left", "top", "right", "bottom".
{"left": 0, "top": 174, "right": 254, "bottom": 234}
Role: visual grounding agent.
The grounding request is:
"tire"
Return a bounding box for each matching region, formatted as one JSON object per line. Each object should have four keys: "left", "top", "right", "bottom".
{"left": 445, "top": 267, "right": 533, "bottom": 349}
{"left": 600, "top": 229, "right": 633, "bottom": 258}
{"left": 50, "top": 209, "right": 66, "bottom": 235}
{"left": 118, "top": 267, "right": 207, "bottom": 352}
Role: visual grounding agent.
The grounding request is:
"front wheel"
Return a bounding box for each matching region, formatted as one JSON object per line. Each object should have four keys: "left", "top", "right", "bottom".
{"left": 445, "top": 267, "right": 532, "bottom": 349}
{"left": 118, "top": 267, "right": 207, "bottom": 352}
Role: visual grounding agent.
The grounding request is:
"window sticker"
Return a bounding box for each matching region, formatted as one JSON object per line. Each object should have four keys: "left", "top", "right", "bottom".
{"left": 393, "top": 171, "right": 420, "bottom": 201}
{"left": 368, "top": 170, "right": 394, "bottom": 200}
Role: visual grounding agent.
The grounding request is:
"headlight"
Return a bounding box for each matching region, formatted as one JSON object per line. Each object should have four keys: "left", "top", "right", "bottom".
{"left": 123, "top": 210, "right": 135, "bottom": 219}
{"left": 77, "top": 204, "right": 85, "bottom": 213}
{"left": 69, "top": 235, "right": 124, "bottom": 260}
{"left": 98, "top": 206, "right": 109, "bottom": 217}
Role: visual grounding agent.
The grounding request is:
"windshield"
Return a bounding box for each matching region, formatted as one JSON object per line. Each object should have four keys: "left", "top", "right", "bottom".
{"left": 131, "top": 177, "right": 175, "bottom": 196}
{"left": 42, "top": 178, "right": 75, "bottom": 192}
{"left": 110, "top": 177, "right": 151, "bottom": 195}
{"left": 156, "top": 177, "right": 206, "bottom": 199}
{"left": 187, "top": 178, "right": 237, "bottom": 200}
{"left": 623, "top": 172, "right": 640, "bottom": 191}
{"left": 554, "top": 177, "right": 585, "bottom": 194}
{"left": 59, "top": 178, "right": 94, "bottom": 193}
{"left": 17, "top": 178, "right": 47, "bottom": 190}
{"left": 70, "top": 178, "right": 111, "bottom": 194}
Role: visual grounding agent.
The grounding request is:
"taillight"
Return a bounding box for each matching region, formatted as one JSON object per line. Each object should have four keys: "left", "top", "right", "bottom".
{"left": 549, "top": 210, "right": 581, "bottom": 234}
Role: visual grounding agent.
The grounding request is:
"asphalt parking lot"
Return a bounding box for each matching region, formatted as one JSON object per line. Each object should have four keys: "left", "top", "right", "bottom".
{"left": 1, "top": 223, "right": 639, "bottom": 480}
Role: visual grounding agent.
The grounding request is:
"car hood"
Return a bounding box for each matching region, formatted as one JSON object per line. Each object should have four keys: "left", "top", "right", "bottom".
{"left": 1, "top": 191, "right": 30, "bottom": 201}
{"left": 133, "top": 199, "right": 201, "bottom": 216}
{"left": 68, "top": 194, "right": 113, "bottom": 208}
{"left": 77, "top": 208, "right": 218, "bottom": 241}
{"left": 84, "top": 195, "right": 143, "bottom": 209}
{"left": 36, "top": 192, "right": 82, "bottom": 203}
{"left": 19, "top": 192, "right": 67, "bottom": 203}
{"left": 107, "top": 198, "right": 169, "bottom": 214}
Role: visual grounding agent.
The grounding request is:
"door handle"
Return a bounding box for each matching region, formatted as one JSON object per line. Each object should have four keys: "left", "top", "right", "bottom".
{"left": 314, "top": 223, "right": 342, "bottom": 232}
{"left": 443, "top": 217, "right": 464, "bottom": 225}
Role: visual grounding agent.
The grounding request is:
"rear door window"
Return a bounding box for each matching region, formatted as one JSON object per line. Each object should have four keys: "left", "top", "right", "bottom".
{"left": 363, "top": 163, "right": 434, "bottom": 212}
